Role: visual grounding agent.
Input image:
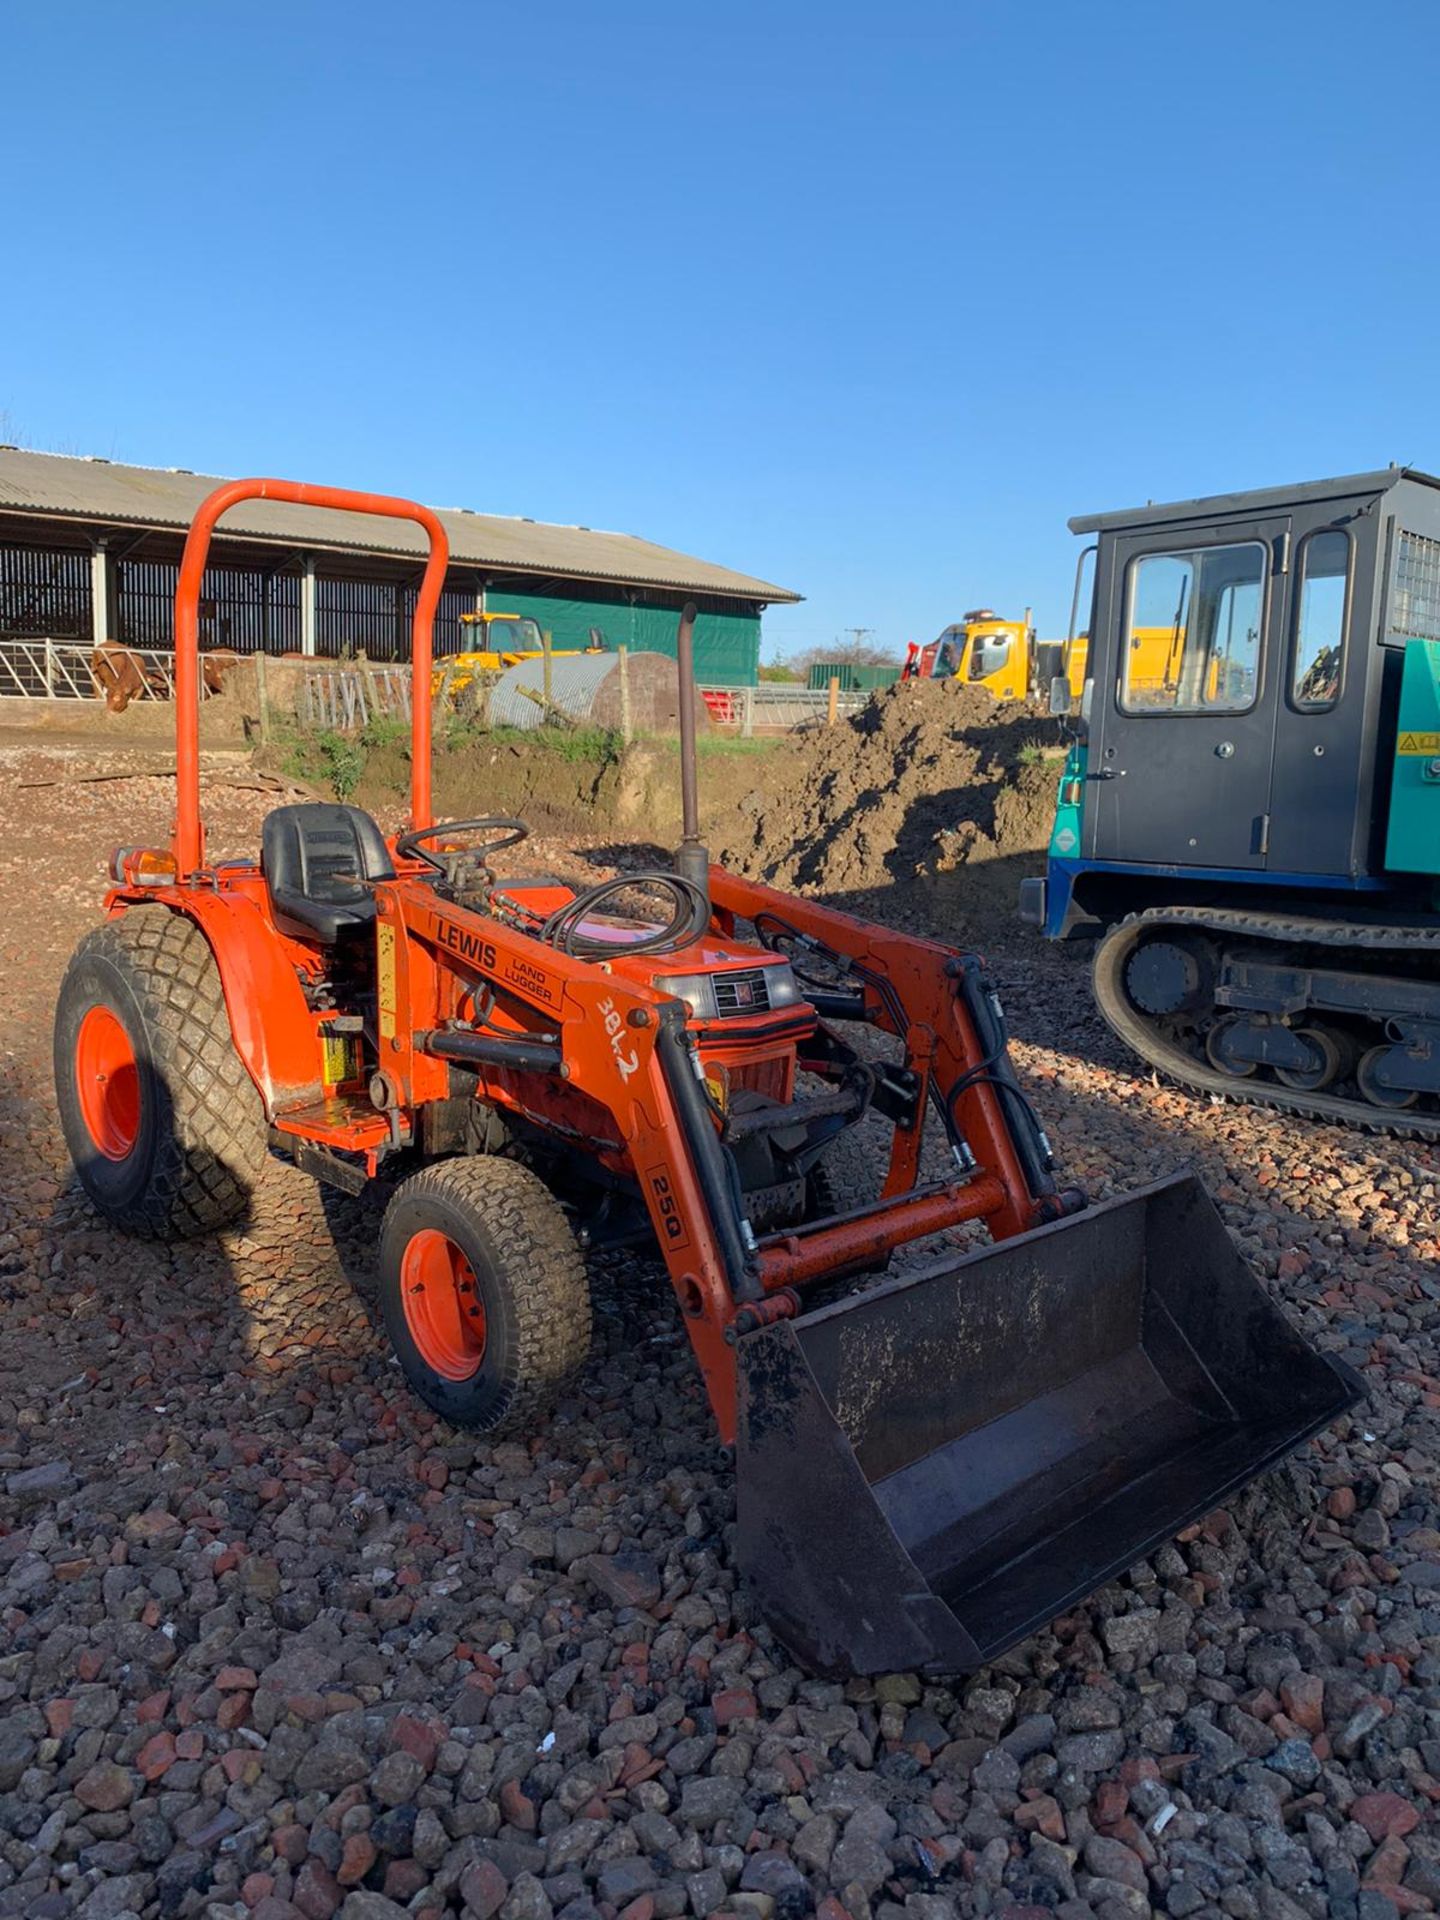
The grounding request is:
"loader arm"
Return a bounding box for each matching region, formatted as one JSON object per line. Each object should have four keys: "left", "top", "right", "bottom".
{"left": 709, "top": 866, "right": 1059, "bottom": 1239}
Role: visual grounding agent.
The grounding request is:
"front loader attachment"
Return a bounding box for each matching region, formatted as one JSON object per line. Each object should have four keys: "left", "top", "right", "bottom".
{"left": 736, "top": 1172, "right": 1361, "bottom": 1677}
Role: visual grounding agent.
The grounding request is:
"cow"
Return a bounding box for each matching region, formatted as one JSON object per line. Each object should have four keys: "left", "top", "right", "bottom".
{"left": 90, "top": 643, "right": 242, "bottom": 712}
{"left": 91, "top": 643, "right": 167, "bottom": 713}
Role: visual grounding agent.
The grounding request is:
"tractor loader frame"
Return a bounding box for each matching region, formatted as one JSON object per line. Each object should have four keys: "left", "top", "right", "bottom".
{"left": 56, "top": 478, "right": 1362, "bottom": 1677}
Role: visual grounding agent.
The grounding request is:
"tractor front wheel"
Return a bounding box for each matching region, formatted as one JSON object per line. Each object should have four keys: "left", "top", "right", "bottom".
{"left": 378, "top": 1157, "right": 591, "bottom": 1434}
{"left": 53, "top": 908, "right": 268, "bottom": 1236}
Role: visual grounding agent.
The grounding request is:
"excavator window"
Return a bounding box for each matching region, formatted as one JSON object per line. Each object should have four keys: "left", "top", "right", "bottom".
{"left": 1291, "top": 528, "right": 1350, "bottom": 711}
{"left": 1390, "top": 528, "right": 1440, "bottom": 642}
{"left": 1120, "top": 542, "right": 1266, "bottom": 715}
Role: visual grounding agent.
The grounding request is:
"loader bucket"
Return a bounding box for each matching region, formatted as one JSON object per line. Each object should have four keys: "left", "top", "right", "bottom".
{"left": 736, "top": 1172, "right": 1362, "bottom": 1677}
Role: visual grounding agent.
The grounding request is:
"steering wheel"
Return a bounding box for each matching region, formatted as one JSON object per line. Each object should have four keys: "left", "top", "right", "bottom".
{"left": 395, "top": 817, "right": 530, "bottom": 885}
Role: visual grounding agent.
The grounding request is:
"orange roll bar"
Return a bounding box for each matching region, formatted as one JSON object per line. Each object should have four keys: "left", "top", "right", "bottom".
{"left": 171, "top": 479, "right": 449, "bottom": 874}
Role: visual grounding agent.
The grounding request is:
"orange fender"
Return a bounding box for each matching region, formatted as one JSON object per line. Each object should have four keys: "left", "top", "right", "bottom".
{"left": 108, "top": 890, "right": 321, "bottom": 1115}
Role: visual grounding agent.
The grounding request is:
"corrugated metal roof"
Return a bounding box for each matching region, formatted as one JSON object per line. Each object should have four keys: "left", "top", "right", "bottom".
{"left": 0, "top": 448, "right": 801, "bottom": 605}
{"left": 1069, "top": 466, "right": 1435, "bottom": 536}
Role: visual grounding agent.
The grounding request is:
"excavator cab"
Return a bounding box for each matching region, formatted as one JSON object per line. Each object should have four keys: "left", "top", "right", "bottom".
{"left": 1030, "top": 467, "right": 1440, "bottom": 1134}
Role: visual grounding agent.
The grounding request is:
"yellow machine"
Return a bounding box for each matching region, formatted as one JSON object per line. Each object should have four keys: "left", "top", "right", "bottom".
{"left": 1074, "top": 625, "right": 1215, "bottom": 708}
{"left": 904, "top": 611, "right": 1185, "bottom": 707}
{"left": 905, "top": 609, "right": 1086, "bottom": 702}
{"left": 433, "top": 612, "right": 607, "bottom": 699}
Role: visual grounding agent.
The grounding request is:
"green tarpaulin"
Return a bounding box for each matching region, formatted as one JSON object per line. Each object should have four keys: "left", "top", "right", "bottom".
{"left": 482, "top": 586, "right": 760, "bottom": 687}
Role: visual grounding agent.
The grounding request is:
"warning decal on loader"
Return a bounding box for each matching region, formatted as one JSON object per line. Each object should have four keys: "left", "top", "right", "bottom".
{"left": 1397, "top": 731, "right": 1440, "bottom": 754}
{"left": 378, "top": 922, "right": 397, "bottom": 1039}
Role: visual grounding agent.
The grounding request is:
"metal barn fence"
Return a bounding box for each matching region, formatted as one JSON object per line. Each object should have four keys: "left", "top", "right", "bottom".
{"left": 0, "top": 542, "right": 481, "bottom": 662}
{"left": 0, "top": 638, "right": 180, "bottom": 701}
{"left": 0, "top": 643, "right": 868, "bottom": 739}
{"left": 0, "top": 544, "right": 91, "bottom": 639}
{"left": 116, "top": 556, "right": 304, "bottom": 652}
{"left": 314, "top": 576, "right": 478, "bottom": 663}
{"left": 700, "top": 683, "right": 868, "bottom": 732}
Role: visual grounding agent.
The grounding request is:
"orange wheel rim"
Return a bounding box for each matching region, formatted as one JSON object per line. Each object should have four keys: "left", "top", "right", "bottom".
{"left": 401, "top": 1229, "right": 488, "bottom": 1380}
{"left": 76, "top": 1005, "right": 141, "bottom": 1161}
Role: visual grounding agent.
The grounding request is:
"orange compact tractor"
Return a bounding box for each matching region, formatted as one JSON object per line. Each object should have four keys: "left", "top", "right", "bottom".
{"left": 54, "top": 480, "right": 1361, "bottom": 1675}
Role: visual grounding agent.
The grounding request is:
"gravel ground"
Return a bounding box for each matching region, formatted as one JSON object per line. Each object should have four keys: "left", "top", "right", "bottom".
{"left": 1, "top": 748, "right": 1437, "bottom": 1920}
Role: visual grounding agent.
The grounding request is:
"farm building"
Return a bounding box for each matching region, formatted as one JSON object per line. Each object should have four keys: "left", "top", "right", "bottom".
{"left": 0, "top": 449, "right": 799, "bottom": 687}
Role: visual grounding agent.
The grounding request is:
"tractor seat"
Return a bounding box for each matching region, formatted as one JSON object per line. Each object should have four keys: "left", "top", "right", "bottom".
{"left": 261, "top": 803, "right": 395, "bottom": 942}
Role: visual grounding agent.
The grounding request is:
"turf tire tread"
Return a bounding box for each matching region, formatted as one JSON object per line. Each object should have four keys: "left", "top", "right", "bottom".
{"left": 63, "top": 907, "right": 266, "bottom": 1235}
{"left": 385, "top": 1155, "right": 591, "bottom": 1436}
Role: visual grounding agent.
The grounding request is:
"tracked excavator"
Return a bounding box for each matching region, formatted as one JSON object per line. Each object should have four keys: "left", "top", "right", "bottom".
{"left": 1025, "top": 466, "right": 1440, "bottom": 1135}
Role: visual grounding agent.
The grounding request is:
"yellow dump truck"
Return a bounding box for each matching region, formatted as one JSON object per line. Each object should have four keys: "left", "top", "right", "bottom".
{"left": 904, "top": 610, "right": 1082, "bottom": 701}
{"left": 904, "top": 610, "right": 1181, "bottom": 705}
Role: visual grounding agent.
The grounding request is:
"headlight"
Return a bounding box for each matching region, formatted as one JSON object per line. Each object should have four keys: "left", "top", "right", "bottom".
{"left": 763, "top": 963, "right": 804, "bottom": 1008}
{"left": 111, "top": 846, "right": 179, "bottom": 887}
{"left": 654, "top": 972, "right": 719, "bottom": 1018}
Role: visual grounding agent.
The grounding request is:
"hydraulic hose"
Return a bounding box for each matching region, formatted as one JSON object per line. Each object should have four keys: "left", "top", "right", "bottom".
{"left": 540, "top": 872, "right": 711, "bottom": 958}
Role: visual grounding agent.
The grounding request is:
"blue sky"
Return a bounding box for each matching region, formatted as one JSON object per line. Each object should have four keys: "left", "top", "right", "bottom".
{"left": 3, "top": 2, "right": 1435, "bottom": 659}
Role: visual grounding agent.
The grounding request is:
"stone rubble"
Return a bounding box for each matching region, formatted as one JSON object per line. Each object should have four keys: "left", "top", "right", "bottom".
{"left": 0, "top": 746, "right": 1434, "bottom": 1920}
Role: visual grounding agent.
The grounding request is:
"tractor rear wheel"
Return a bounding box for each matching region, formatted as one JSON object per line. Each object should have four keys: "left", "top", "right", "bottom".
{"left": 53, "top": 907, "right": 267, "bottom": 1236}
{"left": 378, "top": 1156, "right": 591, "bottom": 1434}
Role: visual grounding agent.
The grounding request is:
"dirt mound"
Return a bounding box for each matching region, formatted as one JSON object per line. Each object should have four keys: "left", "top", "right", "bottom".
{"left": 717, "top": 676, "right": 1062, "bottom": 897}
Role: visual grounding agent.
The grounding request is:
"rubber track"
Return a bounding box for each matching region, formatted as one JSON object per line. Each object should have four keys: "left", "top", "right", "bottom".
{"left": 71, "top": 907, "right": 268, "bottom": 1233}
{"left": 391, "top": 1157, "right": 592, "bottom": 1435}
{"left": 1092, "top": 905, "right": 1440, "bottom": 1143}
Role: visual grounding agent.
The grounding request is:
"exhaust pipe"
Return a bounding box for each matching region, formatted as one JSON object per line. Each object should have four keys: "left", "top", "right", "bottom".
{"left": 673, "top": 601, "right": 710, "bottom": 910}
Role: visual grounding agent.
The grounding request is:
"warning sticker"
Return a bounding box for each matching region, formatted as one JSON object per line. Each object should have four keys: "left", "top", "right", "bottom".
{"left": 377, "top": 922, "right": 397, "bottom": 1039}
{"left": 1398, "top": 731, "right": 1440, "bottom": 754}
